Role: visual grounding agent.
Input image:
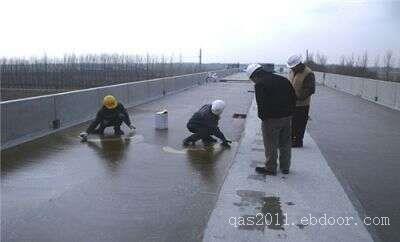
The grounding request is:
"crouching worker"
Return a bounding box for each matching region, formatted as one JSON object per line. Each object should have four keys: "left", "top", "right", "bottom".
{"left": 80, "top": 95, "right": 135, "bottom": 141}
{"left": 183, "top": 100, "right": 232, "bottom": 148}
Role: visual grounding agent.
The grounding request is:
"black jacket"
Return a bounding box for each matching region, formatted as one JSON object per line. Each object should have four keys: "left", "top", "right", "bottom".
{"left": 254, "top": 70, "right": 297, "bottom": 120}
{"left": 188, "top": 104, "right": 219, "bottom": 128}
{"left": 187, "top": 104, "right": 227, "bottom": 141}
{"left": 87, "top": 103, "right": 131, "bottom": 132}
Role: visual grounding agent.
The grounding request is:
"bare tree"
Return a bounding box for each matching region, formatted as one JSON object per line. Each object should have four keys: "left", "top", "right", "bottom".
{"left": 339, "top": 55, "right": 346, "bottom": 66}
{"left": 345, "top": 54, "right": 355, "bottom": 67}
{"left": 316, "top": 52, "right": 328, "bottom": 66}
{"left": 383, "top": 50, "right": 394, "bottom": 81}
{"left": 360, "top": 51, "right": 368, "bottom": 74}
{"left": 305, "top": 50, "right": 315, "bottom": 64}
{"left": 374, "top": 54, "right": 380, "bottom": 68}
{"left": 1, "top": 53, "right": 227, "bottom": 100}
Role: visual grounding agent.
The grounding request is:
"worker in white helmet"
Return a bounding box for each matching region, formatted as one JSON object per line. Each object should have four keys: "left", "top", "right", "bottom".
{"left": 246, "top": 63, "right": 297, "bottom": 175}
{"left": 183, "top": 100, "right": 232, "bottom": 147}
{"left": 287, "top": 55, "right": 316, "bottom": 148}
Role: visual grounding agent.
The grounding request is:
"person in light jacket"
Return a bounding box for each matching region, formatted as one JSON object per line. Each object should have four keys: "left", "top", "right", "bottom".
{"left": 287, "top": 55, "right": 316, "bottom": 148}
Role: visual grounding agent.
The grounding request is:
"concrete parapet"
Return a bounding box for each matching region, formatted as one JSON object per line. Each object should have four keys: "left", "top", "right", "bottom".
{"left": 316, "top": 72, "right": 400, "bottom": 111}
{"left": 2, "top": 95, "right": 56, "bottom": 149}
{"left": 1, "top": 69, "right": 238, "bottom": 149}
{"left": 376, "top": 80, "right": 398, "bottom": 108}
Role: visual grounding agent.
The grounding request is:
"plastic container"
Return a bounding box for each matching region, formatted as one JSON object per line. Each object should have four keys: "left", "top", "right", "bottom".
{"left": 155, "top": 109, "right": 168, "bottom": 130}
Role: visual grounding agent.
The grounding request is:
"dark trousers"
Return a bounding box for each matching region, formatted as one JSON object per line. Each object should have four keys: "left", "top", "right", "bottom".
{"left": 292, "top": 105, "right": 310, "bottom": 144}
{"left": 88, "top": 118, "right": 123, "bottom": 134}
{"left": 99, "top": 119, "right": 122, "bottom": 132}
{"left": 262, "top": 117, "right": 292, "bottom": 171}
{"left": 185, "top": 123, "right": 216, "bottom": 143}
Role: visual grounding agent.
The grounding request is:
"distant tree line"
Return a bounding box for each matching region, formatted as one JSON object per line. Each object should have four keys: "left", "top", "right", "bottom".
{"left": 0, "top": 54, "right": 230, "bottom": 90}
{"left": 304, "top": 50, "right": 400, "bottom": 82}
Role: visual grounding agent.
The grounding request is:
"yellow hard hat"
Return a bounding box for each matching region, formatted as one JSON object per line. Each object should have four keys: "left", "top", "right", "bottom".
{"left": 103, "top": 95, "right": 118, "bottom": 109}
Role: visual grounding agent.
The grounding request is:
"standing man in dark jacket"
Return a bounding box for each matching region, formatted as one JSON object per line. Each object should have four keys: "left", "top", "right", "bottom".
{"left": 183, "top": 100, "right": 232, "bottom": 147}
{"left": 80, "top": 95, "right": 135, "bottom": 141}
{"left": 287, "top": 55, "right": 316, "bottom": 147}
{"left": 246, "top": 64, "right": 297, "bottom": 175}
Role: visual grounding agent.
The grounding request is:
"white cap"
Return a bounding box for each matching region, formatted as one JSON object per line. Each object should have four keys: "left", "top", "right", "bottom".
{"left": 211, "top": 100, "right": 226, "bottom": 115}
{"left": 287, "top": 55, "right": 302, "bottom": 68}
{"left": 245, "top": 63, "right": 262, "bottom": 78}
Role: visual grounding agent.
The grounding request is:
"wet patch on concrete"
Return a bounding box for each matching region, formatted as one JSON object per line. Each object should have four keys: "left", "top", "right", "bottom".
{"left": 296, "top": 223, "right": 308, "bottom": 229}
{"left": 237, "top": 215, "right": 266, "bottom": 231}
{"left": 277, "top": 233, "right": 288, "bottom": 239}
{"left": 87, "top": 134, "right": 144, "bottom": 143}
{"left": 235, "top": 190, "right": 285, "bottom": 231}
{"left": 163, "top": 146, "right": 188, "bottom": 154}
{"left": 162, "top": 143, "right": 230, "bottom": 154}
{"left": 162, "top": 143, "right": 234, "bottom": 164}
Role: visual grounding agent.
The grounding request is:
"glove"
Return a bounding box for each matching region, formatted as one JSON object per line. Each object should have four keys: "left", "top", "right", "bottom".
{"left": 129, "top": 125, "right": 136, "bottom": 130}
{"left": 221, "top": 139, "right": 232, "bottom": 148}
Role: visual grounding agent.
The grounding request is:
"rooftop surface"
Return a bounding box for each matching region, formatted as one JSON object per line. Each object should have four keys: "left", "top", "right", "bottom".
{"left": 1, "top": 81, "right": 253, "bottom": 242}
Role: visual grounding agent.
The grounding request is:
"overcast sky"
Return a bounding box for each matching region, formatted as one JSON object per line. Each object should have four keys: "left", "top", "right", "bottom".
{"left": 1, "top": 0, "right": 399, "bottom": 65}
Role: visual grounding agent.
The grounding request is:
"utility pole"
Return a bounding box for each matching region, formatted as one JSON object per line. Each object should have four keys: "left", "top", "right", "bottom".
{"left": 199, "top": 48, "right": 202, "bottom": 71}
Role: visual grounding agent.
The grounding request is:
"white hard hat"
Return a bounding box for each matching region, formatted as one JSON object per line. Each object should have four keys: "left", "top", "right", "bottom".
{"left": 211, "top": 100, "right": 226, "bottom": 115}
{"left": 287, "top": 55, "right": 302, "bottom": 68}
{"left": 245, "top": 63, "right": 262, "bottom": 78}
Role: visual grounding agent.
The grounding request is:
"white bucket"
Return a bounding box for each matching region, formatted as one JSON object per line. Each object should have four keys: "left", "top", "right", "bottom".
{"left": 155, "top": 109, "right": 168, "bottom": 129}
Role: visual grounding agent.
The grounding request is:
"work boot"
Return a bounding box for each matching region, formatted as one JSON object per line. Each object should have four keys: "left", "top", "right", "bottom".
{"left": 281, "top": 170, "right": 290, "bottom": 174}
{"left": 114, "top": 127, "right": 124, "bottom": 136}
{"left": 255, "top": 167, "right": 277, "bottom": 176}
{"left": 183, "top": 138, "right": 195, "bottom": 147}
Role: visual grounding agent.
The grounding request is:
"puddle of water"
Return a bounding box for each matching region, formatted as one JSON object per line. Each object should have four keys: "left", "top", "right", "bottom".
{"left": 162, "top": 142, "right": 236, "bottom": 155}
{"left": 296, "top": 223, "right": 308, "bottom": 229}
{"left": 235, "top": 190, "right": 285, "bottom": 231}
{"left": 85, "top": 134, "right": 144, "bottom": 143}
{"left": 261, "top": 197, "right": 285, "bottom": 230}
{"left": 162, "top": 146, "right": 187, "bottom": 154}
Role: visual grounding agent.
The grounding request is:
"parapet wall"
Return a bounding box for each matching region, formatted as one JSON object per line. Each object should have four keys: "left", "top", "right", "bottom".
{"left": 315, "top": 72, "right": 400, "bottom": 111}
{"left": 0, "top": 69, "right": 238, "bottom": 149}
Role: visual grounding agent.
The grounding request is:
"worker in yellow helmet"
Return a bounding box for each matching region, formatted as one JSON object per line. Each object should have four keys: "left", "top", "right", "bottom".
{"left": 80, "top": 95, "right": 135, "bottom": 141}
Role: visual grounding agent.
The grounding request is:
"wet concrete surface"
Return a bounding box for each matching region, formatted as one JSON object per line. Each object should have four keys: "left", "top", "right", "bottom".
{"left": 308, "top": 85, "right": 400, "bottom": 242}
{"left": 235, "top": 190, "right": 284, "bottom": 231}
{"left": 1, "top": 82, "right": 253, "bottom": 242}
